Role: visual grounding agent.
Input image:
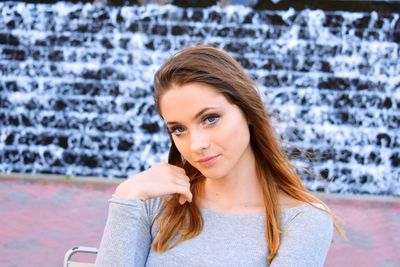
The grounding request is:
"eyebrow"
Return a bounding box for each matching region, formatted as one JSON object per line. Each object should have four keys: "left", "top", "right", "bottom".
{"left": 166, "top": 107, "right": 218, "bottom": 126}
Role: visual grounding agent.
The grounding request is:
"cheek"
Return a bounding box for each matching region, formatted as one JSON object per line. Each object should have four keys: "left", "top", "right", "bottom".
{"left": 173, "top": 138, "right": 190, "bottom": 159}
{"left": 219, "top": 116, "right": 250, "bottom": 152}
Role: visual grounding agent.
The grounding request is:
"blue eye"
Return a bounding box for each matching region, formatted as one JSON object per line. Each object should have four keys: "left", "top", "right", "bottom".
{"left": 170, "top": 126, "right": 185, "bottom": 136}
{"left": 204, "top": 115, "right": 220, "bottom": 124}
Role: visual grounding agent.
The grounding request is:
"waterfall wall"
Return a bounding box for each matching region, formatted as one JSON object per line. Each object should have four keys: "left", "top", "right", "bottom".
{"left": 0, "top": 2, "right": 399, "bottom": 195}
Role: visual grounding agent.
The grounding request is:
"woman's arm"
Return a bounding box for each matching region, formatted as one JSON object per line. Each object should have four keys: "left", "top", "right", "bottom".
{"left": 95, "top": 196, "right": 153, "bottom": 267}
{"left": 95, "top": 162, "right": 191, "bottom": 266}
{"left": 270, "top": 205, "right": 334, "bottom": 267}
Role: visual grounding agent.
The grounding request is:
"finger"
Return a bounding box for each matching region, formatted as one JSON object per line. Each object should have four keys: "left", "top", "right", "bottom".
{"left": 163, "top": 182, "right": 189, "bottom": 196}
{"left": 172, "top": 178, "right": 190, "bottom": 188}
{"left": 168, "top": 164, "right": 187, "bottom": 176}
{"left": 179, "top": 194, "right": 188, "bottom": 205}
{"left": 173, "top": 174, "right": 191, "bottom": 185}
{"left": 174, "top": 184, "right": 193, "bottom": 203}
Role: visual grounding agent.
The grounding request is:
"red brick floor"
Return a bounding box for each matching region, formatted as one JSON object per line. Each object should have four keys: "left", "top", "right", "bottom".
{"left": 0, "top": 178, "right": 399, "bottom": 267}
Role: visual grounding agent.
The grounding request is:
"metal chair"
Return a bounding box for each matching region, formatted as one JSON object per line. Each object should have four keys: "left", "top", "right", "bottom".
{"left": 63, "top": 246, "right": 98, "bottom": 267}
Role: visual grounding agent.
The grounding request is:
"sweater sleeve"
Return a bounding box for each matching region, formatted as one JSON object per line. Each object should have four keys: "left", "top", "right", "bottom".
{"left": 270, "top": 205, "right": 334, "bottom": 267}
{"left": 95, "top": 195, "right": 162, "bottom": 267}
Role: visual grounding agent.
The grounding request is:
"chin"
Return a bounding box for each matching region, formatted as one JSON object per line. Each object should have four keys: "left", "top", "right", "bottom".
{"left": 198, "top": 169, "right": 227, "bottom": 180}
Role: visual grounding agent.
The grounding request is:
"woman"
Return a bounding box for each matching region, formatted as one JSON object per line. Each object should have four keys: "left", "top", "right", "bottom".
{"left": 95, "top": 45, "right": 342, "bottom": 266}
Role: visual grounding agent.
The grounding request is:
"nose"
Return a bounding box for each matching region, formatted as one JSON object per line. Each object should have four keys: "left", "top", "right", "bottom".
{"left": 190, "top": 127, "right": 210, "bottom": 154}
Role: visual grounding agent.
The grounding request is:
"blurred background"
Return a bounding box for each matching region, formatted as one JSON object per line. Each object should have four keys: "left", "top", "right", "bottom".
{"left": 0, "top": 0, "right": 399, "bottom": 266}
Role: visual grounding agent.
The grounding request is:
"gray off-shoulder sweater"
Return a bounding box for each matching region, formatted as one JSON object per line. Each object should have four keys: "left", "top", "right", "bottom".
{"left": 95, "top": 195, "right": 333, "bottom": 267}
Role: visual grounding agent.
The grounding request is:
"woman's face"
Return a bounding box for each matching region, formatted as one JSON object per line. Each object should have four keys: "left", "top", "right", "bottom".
{"left": 159, "top": 82, "right": 253, "bottom": 180}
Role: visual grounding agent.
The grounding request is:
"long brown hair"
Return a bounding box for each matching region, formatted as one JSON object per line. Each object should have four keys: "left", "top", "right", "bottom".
{"left": 152, "top": 44, "right": 343, "bottom": 262}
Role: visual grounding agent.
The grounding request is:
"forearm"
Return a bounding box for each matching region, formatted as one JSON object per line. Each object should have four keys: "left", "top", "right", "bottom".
{"left": 95, "top": 196, "right": 152, "bottom": 267}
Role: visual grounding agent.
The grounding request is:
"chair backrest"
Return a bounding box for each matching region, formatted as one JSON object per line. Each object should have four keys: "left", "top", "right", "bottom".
{"left": 63, "top": 246, "right": 98, "bottom": 267}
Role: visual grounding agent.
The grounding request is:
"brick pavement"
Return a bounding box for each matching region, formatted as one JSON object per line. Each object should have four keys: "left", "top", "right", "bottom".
{"left": 0, "top": 178, "right": 399, "bottom": 267}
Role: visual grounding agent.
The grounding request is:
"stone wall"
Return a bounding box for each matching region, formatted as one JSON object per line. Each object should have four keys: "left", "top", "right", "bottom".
{"left": 0, "top": 2, "right": 399, "bottom": 195}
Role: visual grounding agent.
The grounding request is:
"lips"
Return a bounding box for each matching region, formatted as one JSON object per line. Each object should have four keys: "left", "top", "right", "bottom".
{"left": 196, "top": 155, "right": 220, "bottom": 167}
{"left": 197, "top": 155, "right": 218, "bottom": 163}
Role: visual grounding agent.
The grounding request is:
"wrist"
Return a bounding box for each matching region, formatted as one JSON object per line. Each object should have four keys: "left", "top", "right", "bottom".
{"left": 114, "top": 183, "right": 147, "bottom": 200}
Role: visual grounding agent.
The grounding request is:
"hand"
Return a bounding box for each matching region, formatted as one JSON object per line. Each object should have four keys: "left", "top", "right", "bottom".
{"left": 114, "top": 162, "right": 192, "bottom": 205}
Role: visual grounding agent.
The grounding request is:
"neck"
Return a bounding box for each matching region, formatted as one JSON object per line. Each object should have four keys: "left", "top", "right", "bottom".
{"left": 199, "top": 147, "right": 264, "bottom": 211}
